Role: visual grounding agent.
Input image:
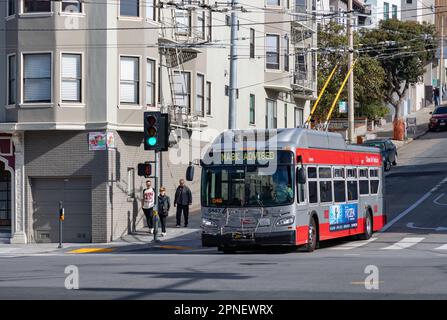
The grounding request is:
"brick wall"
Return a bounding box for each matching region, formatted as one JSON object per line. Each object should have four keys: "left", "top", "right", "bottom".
{"left": 24, "top": 130, "right": 203, "bottom": 243}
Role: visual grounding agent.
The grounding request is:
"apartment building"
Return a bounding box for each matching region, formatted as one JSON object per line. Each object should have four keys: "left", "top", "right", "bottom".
{"left": 0, "top": 0, "right": 315, "bottom": 244}
{"left": 364, "top": 0, "right": 401, "bottom": 28}
{"left": 400, "top": 0, "right": 435, "bottom": 117}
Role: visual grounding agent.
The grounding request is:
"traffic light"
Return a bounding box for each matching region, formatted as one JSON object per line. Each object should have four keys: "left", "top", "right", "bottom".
{"left": 143, "top": 111, "right": 169, "bottom": 151}
{"left": 138, "top": 163, "right": 152, "bottom": 178}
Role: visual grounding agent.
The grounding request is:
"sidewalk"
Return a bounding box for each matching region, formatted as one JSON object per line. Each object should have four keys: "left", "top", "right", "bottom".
{"left": 0, "top": 210, "right": 203, "bottom": 256}
{"left": 369, "top": 105, "right": 434, "bottom": 149}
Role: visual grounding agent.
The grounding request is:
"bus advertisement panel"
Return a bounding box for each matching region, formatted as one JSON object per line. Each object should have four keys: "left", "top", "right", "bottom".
{"left": 329, "top": 204, "right": 358, "bottom": 231}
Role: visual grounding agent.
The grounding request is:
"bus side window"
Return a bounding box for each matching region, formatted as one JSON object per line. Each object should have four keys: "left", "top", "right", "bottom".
{"left": 297, "top": 182, "right": 305, "bottom": 204}
{"left": 307, "top": 166, "right": 318, "bottom": 204}
{"left": 370, "top": 168, "right": 380, "bottom": 194}
{"left": 359, "top": 168, "right": 369, "bottom": 195}
{"left": 347, "top": 180, "right": 358, "bottom": 201}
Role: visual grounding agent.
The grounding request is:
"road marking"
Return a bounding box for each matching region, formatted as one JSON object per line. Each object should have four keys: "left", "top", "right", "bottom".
{"left": 381, "top": 177, "right": 447, "bottom": 232}
{"left": 435, "top": 244, "right": 447, "bottom": 250}
{"left": 406, "top": 222, "right": 447, "bottom": 232}
{"left": 382, "top": 237, "right": 425, "bottom": 250}
{"left": 69, "top": 248, "right": 115, "bottom": 254}
{"left": 351, "top": 281, "right": 384, "bottom": 285}
{"left": 433, "top": 193, "right": 447, "bottom": 206}
{"left": 330, "top": 238, "right": 377, "bottom": 250}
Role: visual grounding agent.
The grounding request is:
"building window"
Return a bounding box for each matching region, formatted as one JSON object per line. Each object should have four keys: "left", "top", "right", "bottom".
{"left": 196, "top": 74, "right": 205, "bottom": 117}
{"left": 266, "top": 0, "right": 280, "bottom": 6}
{"left": 24, "top": 0, "right": 51, "bottom": 13}
{"left": 120, "top": 0, "right": 139, "bottom": 17}
{"left": 7, "top": 0, "right": 16, "bottom": 16}
{"left": 249, "top": 94, "right": 255, "bottom": 125}
{"left": 283, "top": 35, "right": 289, "bottom": 71}
{"left": 197, "top": 12, "right": 205, "bottom": 39}
{"left": 392, "top": 5, "right": 397, "bottom": 19}
{"left": 61, "top": 53, "right": 81, "bottom": 103}
{"left": 173, "top": 71, "right": 191, "bottom": 114}
{"left": 62, "top": 0, "right": 82, "bottom": 13}
{"left": 207, "top": 12, "right": 212, "bottom": 41}
{"left": 294, "top": 107, "right": 303, "bottom": 127}
{"left": 296, "top": 53, "right": 307, "bottom": 80}
{"left": 266, "top": 34, "right": 280, "bottom": 70}
{"left": 127, "top": 168, "right": 135, "bottom": 198}
{"left": 146, "top": 59, "right": 155, "bottom": 106}
{"left": 295, "top": 0, "right": 306, "bottom": 14}
{"left": 23, "top": 53, "right": 51, "bottom": 103}
{"left": 120, "top": 56, "right": 139, "bottom": 105}
{"left": 175, "top": 10, "right": 191, "bottom": 36}
{"left": 8, "top": 55, "right": 16, "bottom": 105}
{"left": 250, "top": 28, "right": 255, "bottom": 59}
{"left": 146, "top": 0, "right": 155, "bottom": 20}
{"left": 206, "top": 81, "right": 211, "bottom": 115}
{"left": 383, "top": 2, "right": 389, "bottom": 20}
{"left": 284, "top": 103, "right": 288, "bottom": 128}
{"left": 406, "top": 0, "right": 412, "bottom": 3}
{"left": 266, "top": 99, "right": 277, "bottom": 128}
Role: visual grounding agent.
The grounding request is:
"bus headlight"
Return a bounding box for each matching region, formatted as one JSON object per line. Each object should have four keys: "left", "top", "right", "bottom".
{"left": 276, "top": 216, "right": 295, "bottom": 226}
{"left": 202, "top": 218, "right": 217, "bottom": 227}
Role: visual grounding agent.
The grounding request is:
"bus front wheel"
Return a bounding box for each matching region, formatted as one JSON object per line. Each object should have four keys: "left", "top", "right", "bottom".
{"left": 305, "top": 217, "right": 318, "bottom": 252}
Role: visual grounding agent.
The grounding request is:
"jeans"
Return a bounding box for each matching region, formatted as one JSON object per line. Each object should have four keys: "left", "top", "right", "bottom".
{"left": 159, "top": 215, "right": 167, "bottom": 233}
{"left": 176, "top": 204, "right": 189, "bottom": 226}
{"left": 143, "top": 208, "right": 154, "bottom": 229}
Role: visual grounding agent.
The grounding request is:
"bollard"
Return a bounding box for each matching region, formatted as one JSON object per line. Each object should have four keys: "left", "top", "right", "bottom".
{"left": 58, "top": 201, "right": 64, "bottom": 248}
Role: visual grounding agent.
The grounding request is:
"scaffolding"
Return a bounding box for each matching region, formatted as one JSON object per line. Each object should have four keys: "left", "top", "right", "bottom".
{"left": 290, "top": 1, "right": 318, "bottom": 100}
{"left": 158, "top": 0, "right": 210, "bottom": 129}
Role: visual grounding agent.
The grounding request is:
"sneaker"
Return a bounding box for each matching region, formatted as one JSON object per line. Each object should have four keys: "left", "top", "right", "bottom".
{"left": 161, "top": 232, "right": 166, "bottom": 237}
{"left": 176, "top": 225, "right": 181, "bottom": 228}
{"left": 184, "top": 225, "right": 188, "bottom": 228}
{"left": 149, "top": 228, "right": 154, "bottom": 234}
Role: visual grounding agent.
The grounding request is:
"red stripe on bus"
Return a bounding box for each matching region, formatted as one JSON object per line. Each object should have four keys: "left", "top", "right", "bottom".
{"left": 296, "top": 148, "right": 382, "bottom": 166}
{"left": 295, "top": 214, "right": 386, "bottom": 245}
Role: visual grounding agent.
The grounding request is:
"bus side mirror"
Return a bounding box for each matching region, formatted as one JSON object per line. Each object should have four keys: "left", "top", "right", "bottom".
{"left": 297, "top": 167, "right": 306, "bottom": 185}
{"left": 186, "top": 165, "right": 195, "bottom": 182}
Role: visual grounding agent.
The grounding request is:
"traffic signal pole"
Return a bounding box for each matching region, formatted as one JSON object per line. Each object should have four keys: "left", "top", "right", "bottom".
{"left": 347, "top": 0, "right": 355, "bottom": 143}
{"left": 228, "top": 0, "right": 238, "bottom": 129}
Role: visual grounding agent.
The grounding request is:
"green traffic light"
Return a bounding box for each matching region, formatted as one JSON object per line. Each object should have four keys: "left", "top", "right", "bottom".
{"left": 148, "top": 137, "right": 157, "bottom": 146}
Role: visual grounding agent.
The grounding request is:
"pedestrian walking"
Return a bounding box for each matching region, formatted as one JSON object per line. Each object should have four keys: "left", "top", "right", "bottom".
{"left": 434, "top": 87, "right": 440, "bottom": 107}
{"left": 157, "top": 187, "right": 171, "bottom": 237}
{"left": 142, "top": 180, "right": 155, "bottom": 234}
{"left": 174, "top": 179, "right": 192, "bottom": 227}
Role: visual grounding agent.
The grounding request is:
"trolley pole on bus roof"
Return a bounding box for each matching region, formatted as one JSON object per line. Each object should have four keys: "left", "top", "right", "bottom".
{"left": 347, "top": 0, "right": 355, "bottom": 143}
{"left": 228, "top": 0, "right": 238, "bottom": 129}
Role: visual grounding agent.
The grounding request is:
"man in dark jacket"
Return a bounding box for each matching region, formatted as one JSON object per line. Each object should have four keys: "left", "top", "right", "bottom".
{"left": 174, "top": 179, "right": 192, "bottom": 227}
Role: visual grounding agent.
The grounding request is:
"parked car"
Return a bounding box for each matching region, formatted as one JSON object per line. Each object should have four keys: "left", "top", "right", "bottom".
{"left": 362, "top": 139, "right": 397, "bottom": 172}
{"left": 428, "top": 106, "right": 447, "bottom": 131}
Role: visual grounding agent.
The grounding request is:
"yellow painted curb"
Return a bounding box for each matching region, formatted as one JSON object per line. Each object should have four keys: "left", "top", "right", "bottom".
{"left": 69, "top": 248, "right": 115, "bottom": 254}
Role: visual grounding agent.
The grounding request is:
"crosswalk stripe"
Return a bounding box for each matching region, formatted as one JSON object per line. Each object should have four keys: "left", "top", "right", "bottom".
{"left": 435, "top": 244, "right": 447, "bottom": 250}
{"left": 331, "top": 238, "right": 377, "bottom": 250}
{"left": 382, "top": 237, "right": 425, "bottom": 250}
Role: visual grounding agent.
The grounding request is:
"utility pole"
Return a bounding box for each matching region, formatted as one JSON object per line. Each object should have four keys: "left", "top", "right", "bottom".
{"left": 228, "top": 0, "right": 238, "bottom": 129}
{"left": 347, "top": 0, "right": 355, "bottom": 143}
{"left": 440, "top": 16, "right": 444, "bottom": 105}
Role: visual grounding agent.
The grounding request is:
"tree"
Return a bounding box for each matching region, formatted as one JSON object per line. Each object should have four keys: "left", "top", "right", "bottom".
{"left": 360, "top": 19, "right": 436, "bottom": 139}
{"left": 316, "top": 22, "right": 385, "bottom": 122}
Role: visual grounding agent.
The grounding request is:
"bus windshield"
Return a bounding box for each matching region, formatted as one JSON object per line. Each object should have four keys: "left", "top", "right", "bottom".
{"left": 201, "top": 165, "right": 294, "bottom": 207}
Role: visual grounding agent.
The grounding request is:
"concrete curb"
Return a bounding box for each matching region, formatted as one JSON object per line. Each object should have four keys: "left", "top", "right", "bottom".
{"left": 395, "top": 129, "right": 429, "bottom": 150}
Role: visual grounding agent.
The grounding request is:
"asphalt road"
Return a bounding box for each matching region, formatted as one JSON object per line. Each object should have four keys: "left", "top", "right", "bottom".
{"left": 1, "top": 130, "right": 447, "bottom": 300}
